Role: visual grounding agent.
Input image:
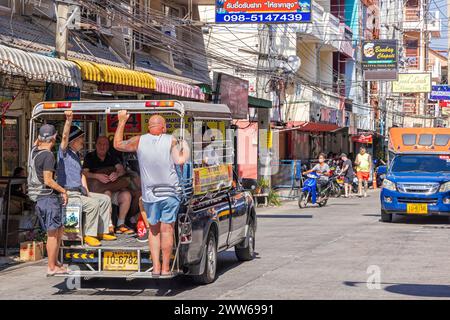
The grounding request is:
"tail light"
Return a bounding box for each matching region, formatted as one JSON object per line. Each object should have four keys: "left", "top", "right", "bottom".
{"left": 43, "top": 102, "right": 72, "bottom": 109}
{"left": 145, "top": 101, "right": 175, "bottom": 107}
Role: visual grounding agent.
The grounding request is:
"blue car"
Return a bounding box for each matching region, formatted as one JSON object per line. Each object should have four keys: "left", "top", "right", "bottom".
{"left": 380, "top": 153, "right": 450, "bottom": 222}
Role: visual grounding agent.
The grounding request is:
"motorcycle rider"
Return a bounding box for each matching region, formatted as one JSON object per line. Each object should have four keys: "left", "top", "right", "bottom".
{"left": 303, "top": 153, "right": 331, "bottom": 201}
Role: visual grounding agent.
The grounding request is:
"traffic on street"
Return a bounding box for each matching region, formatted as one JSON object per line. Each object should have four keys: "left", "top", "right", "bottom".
{"left": 1, "top": 0, "right": 450, "bottom": 311}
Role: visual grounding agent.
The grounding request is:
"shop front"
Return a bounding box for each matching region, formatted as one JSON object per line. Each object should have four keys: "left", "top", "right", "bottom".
{"left": 0, "top": 44, "right": 82, "bottom": 172}
{"left": 283, "top": 100, "right": 349, "bottom": 161}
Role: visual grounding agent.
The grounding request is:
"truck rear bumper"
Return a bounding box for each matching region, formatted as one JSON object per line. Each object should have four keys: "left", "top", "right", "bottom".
{"left": 54, "top": 270, "right": 181, "bottom": 279}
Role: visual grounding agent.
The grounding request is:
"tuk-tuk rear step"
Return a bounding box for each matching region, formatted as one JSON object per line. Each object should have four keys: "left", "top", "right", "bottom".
{"left": 54, "top": 270, "right": 181, "bottom": 279}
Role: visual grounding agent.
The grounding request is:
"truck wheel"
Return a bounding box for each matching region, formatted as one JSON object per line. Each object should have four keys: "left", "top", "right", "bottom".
{"left": 192, "top": 231, "right": 217, "bottom": 285}
{"left": 235, "top": 219, "right": 256, "bottom": 261}
{"left": 381, "top": 210, "right": 392, "bottom": 222}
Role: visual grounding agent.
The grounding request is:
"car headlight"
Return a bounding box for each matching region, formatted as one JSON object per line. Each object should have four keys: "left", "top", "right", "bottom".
{"left": 382, "top": 179, "right": 396, "bottom": 191}
{"left": 440, "top": 182, "right": 450, "bottom": 192}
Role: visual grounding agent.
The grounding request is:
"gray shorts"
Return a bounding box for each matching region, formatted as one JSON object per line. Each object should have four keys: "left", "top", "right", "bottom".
{"left": 35, "top": 196, "right": 63, "bottom": 232}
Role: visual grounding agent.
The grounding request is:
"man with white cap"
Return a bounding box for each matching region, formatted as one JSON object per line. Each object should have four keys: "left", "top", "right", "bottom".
{"left": 28, "top": 124, "right": 68, "bottom": 276}
{"left": 57, "top": 111, "right": 116, "bottom": 247}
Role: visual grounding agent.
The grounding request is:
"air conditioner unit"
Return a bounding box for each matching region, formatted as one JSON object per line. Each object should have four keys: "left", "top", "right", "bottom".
{"left": 161, "top": 25, "right": 176, "bottom": 38}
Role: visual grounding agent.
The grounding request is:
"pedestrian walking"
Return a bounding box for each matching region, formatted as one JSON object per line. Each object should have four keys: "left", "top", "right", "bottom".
{"left": 340, "top": 153, "right": 354, "bottom": 198}
{"left": 354, "top": 147, "right": 372, "bottom": 198}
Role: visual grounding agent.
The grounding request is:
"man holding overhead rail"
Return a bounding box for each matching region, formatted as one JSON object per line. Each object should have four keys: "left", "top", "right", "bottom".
{"left": 113, "top": 110, "right": 190, "bottom": 278}
{"left": 57, "top": 111, "right": 117, "bottom": 247}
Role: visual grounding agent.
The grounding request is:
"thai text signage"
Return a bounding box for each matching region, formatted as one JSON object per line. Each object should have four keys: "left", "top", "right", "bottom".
{"left": 215, "top": 0, "right": 311, "bottom": 23}
{"left": 392, "top": 73, "right": 432, "bottom": 93}
{"left": 362, "top": 40, "right": 397, "bottom": 70}
{"left": 193, "top": 164, "right": 233, "bottom": 195}
{"left": 430, "top": 85, "right": 450, "bottom": 100}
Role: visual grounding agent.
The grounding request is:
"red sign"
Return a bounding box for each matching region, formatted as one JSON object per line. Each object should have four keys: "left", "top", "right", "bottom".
{"left": 439, "top": 100, "right": 450, "bottom": 108}
{"left": 107, "top": 114, "right": 142, "bottom": 133}
{"left": 352, "top": 134, "right": 373, "bottom": 144}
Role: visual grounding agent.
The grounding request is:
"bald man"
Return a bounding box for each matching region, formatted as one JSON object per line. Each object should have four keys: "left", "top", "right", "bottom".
{"left": 114, "top": 110, "right": 190, "bottom": 277}
{"left": 83, "top": 136, "right": 134, "bottom": 235}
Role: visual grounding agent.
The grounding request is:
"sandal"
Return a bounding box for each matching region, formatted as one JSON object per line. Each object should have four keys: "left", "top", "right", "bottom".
{"left": 160, "top": 271, "right": 174, "bottom": 278}
{"left": 46, "top": 267, "right": 70, "bottom": 277}
{"left": 151, "top": 271, "right": 161, "bottom": 278}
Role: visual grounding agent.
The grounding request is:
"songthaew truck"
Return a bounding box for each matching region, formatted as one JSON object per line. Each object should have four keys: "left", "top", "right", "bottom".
{"left": 380, "top": 127, "right": 450, "bottom": 222}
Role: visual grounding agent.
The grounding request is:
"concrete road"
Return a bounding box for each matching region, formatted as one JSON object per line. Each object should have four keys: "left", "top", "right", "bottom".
{"left": 2, "top": 190, "right": 450, "bottom": 300}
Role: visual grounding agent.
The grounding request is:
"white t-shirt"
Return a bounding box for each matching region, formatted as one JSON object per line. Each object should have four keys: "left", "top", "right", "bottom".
{"left": 203, "top": 144, "right": 220, "bottom": 166}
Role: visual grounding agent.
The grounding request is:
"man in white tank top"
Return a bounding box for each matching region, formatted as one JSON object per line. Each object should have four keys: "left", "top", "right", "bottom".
{"left": 113, "top": 110, "right": 190, "bottom": 277}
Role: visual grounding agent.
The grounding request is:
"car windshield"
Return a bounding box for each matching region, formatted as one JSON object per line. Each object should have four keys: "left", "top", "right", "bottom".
{"left": 391, "top": 155, "right": 450, "bottom": 173}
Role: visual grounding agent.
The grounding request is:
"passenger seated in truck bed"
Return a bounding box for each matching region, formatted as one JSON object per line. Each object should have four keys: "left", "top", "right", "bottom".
{"left": 83, "top": 136, "right": 134, "bottom": 235}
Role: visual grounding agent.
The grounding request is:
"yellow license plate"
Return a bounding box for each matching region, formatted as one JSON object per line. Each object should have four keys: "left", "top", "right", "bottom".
{"left": 103, "top": 251, "right": 138, "bottom": 271}
{"left": 407, "top": 203, "right": 428, "bottom": 214}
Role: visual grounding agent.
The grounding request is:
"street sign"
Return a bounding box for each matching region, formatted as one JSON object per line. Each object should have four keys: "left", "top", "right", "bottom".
{"left": 215, "top": 0, "right": 312, "bottom": 24}
{"left": 430, "top": 85, "right": 450, "bottom": 100}
{"left": 392, "top": 73, "right": 431, "bottom": 93}
{"left": 363, "top": 70, "right": 398, "bottom": 81}
{"left": 362, "top": 40, "right": 397, "bottom": 70}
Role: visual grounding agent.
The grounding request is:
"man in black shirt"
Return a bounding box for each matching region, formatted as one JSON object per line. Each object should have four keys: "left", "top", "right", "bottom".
{"left": 83, "top": 136, "right": 133, "bottom": 234}
{"left": 29, "top": 124, "right": 69, "bottom": 276}
{"left": 340, "top": 153, "right": 355, "bottom": 198}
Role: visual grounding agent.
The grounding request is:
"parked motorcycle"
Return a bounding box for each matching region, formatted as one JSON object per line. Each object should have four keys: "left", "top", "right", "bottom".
{"left": 298, "top": 172, "right": 331, "bottom": 208}
{"left": 329, "top": 167, "right": 344, "bottom": 198}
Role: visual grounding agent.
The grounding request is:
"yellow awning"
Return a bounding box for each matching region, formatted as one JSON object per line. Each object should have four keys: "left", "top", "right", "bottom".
{"left": 71, "top": 60, "right": 156, "bottom": 90}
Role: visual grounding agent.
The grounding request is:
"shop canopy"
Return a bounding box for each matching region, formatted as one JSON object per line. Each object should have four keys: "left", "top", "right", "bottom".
{"left": 72, "top": 59, "right": 156, "bottom": 90}
{"left": 352, "top": 134, "right": 373, "bottom": 144}
{"left": 0, "top": 44, "right": 82, "bottom": 87}
{"left": 286, "top": 121, "right": 341, "bottom": 132}
{"left": 155, "top": 77, "right": 205, "bottom": 101}
{"left": 248, "top": 96, "right": 272, "bottom": 108}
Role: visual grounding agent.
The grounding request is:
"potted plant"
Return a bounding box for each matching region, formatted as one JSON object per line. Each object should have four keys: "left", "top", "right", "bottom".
{"left": 268, "top": 190, "right": 282, "bottom": 207}
{"left": 256, "top": 178, "right": 270, "bottom": 194}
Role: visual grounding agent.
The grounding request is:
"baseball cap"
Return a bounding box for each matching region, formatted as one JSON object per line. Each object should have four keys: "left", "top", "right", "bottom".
{"left": 68, "top": 125, "right": 84, "bottom": 143}
{"left": 340, "top": 153, "right": 347, "bottom": 158}
{"left": 38, "top": 124, "right": 57, "bottom": 140}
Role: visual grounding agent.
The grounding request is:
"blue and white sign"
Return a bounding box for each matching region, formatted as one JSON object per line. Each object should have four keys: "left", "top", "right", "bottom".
{"left": 215, "top": 0, "right": 312, "bottom": 24}
{"left": 430, "top": 85, "right": 450, "bottom": 100}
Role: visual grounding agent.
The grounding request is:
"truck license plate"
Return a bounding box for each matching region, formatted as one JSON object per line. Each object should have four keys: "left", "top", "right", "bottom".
{"left": 407, "top": 203, "right": 428, "bottom": 214}
{"left": 103, "top": 251, "right": 138, "bottom": 271}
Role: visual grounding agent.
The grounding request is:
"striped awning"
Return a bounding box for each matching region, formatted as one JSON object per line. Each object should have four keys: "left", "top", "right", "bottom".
{"left": 0, "top": 44, "right": 82, "bottom": 87}
{"left": 72, "top": 60, "right": 156, "bottom": 90}
{"left": 155, "top": 77, "right": 205, "bottom": 100}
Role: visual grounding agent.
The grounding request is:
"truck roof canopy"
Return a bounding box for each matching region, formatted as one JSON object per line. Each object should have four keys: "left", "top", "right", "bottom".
{"left": 31, "top": 100, "right": 232, "bottom": 120}
{"left": 389, "top": 127, "right": 450, "bottom": 154}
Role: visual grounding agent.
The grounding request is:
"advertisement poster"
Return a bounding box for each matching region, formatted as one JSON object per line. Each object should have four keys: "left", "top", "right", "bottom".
{"left": 215, "top": 0, "right": 311, "bottom": 24}
{"left": 193, "top": 164, "right": 233, "bottom": 195}
{"left": 215, "top": 72, "right": 249, "bottom": 119}
{"left": 1, "top": 118, "right": 19, "bottom": 176}
{"left": 362, "top": 40, "right": 397, "bottom": 70}
{"left": 430, "top": 85, "right": 450, "bottom": 100}
{"left": 63, "top": 205, "right": 83, "bottom": 242}
{"left": 392, "top": 73, "right": 431, "bottom": 93}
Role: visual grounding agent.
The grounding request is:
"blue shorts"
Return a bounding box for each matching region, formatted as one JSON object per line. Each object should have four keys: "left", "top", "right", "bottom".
{"left": 143, "top": 197, "right": 180, "bottom": 225}
{"left": 35, "top": 196, "right": 63, "bottom": 232}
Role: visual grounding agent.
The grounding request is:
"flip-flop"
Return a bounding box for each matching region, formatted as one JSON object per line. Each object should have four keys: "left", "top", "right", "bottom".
{"left": 46, "top": 268, "right": 70, "bottom": 277}
{"left": 160, "top": 271, "right": 174, "bottom": 278}
{"left": 151, "top": 272, "right": 161, "bottom": 278}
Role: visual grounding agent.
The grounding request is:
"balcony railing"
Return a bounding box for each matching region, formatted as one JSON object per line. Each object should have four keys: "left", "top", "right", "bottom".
{"left": 403, "top": 9, "right": 440, "bottom": 37}
{"left": 404, "top": 8, "right": 420, "bottom": 22}
{"left": 296, "top": 0, "right": 340, "bottom": 48}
